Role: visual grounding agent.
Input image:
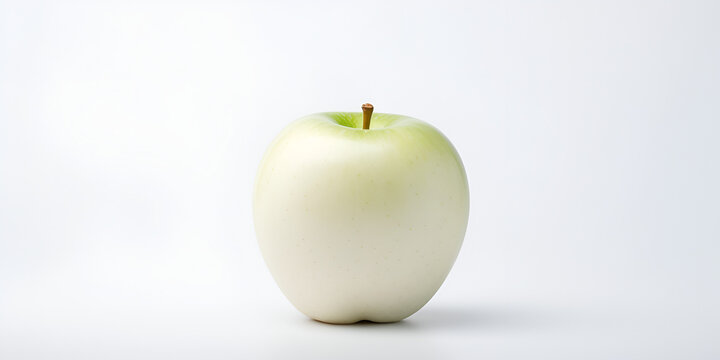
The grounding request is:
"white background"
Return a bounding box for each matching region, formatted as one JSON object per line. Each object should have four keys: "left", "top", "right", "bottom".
{"left": 1, "top": 0, "right": 719, "bottom": 359}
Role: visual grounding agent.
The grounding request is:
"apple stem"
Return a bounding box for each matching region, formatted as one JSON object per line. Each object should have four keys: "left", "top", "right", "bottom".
{"left": 362, "top": 103, "right": 374, "bottom": 130}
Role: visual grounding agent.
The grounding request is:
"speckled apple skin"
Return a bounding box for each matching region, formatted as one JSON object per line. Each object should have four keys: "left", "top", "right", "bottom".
{"left": 253, "top": 112, "right": 469, "bottom": 324}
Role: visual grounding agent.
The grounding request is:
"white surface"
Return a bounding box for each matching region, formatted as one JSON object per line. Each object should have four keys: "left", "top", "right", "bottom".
{"left": 1, "top": 0, "right": 719, "bottom": 359}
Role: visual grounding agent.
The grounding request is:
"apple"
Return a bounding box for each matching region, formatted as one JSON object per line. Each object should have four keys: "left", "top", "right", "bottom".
{"left": 253, "top": 104, "right": 469, "bottom": 324}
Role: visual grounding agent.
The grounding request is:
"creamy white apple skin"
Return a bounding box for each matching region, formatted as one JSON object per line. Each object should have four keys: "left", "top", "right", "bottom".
{"left": 253, "top": 112, "right": 469, "bottom": 324}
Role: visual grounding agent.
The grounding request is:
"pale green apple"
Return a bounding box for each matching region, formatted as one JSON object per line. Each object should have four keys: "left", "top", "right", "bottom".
{"left": 253, "top": 108, "right": 469, "bottom": 324}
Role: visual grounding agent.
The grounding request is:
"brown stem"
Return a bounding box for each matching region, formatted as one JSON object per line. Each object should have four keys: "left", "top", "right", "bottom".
{"left": 362, "top": 103, "right": 374, "bottom": 130}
